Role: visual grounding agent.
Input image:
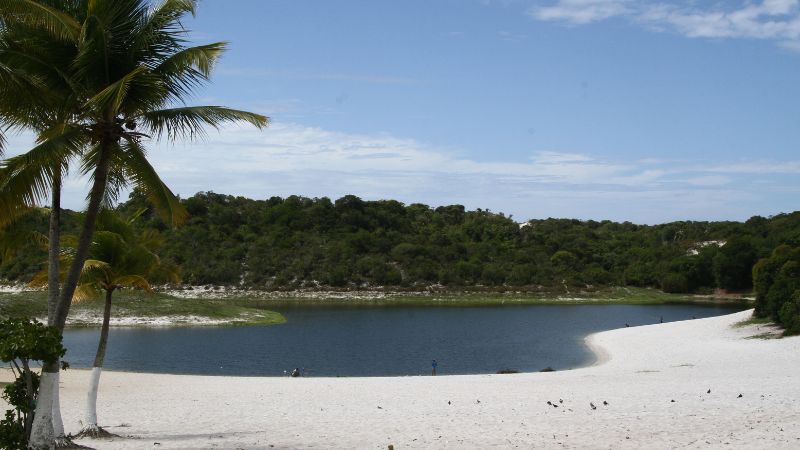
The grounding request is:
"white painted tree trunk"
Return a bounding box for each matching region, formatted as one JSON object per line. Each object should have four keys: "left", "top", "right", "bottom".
{"left": 28, "top": 371, "right": 56, "bottom": 449}
{"left": 84, "top": 367, "right": 102, "bottom": 430}
{"left": 52, "top": 372, "right": 72, "bottom": 445}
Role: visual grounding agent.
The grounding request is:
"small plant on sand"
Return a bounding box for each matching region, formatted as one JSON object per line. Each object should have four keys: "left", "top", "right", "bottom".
{"left": 0, "top": 318, "right": 66, "bottom": 450}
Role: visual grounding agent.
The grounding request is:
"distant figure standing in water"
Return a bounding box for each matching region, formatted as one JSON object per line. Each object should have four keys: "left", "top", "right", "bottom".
{"left": 660, "top": 316, "right": 663, "bottom": 323}
{"left": 432, "top": 359, "right": 438, "bottom": 376}
{"left": 291, "top": 367, "right": 301, "bottom": 378}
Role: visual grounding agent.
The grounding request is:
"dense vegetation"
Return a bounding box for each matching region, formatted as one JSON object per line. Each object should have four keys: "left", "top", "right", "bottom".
{"left": 0, "top": 318, "right": 66, "bottom": 449}
{"left": 3, "top": 191, "right": 800, "bottom": 293}
{"left": 753, "top": 245, "right": 800, "bottom": 335}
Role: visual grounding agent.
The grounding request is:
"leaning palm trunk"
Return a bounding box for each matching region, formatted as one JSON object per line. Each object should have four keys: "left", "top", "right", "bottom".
{"left": 77, "top": 288, "right": 116, "bottom": 438}
{"left": 30, "top": 144, "right": 112, "bottom": 449}
{"left": 46, "top": 173, "right": 73, "bottom": 447}
{"left": 54, "top": 142, "right": 112, "bottom": 332}
{"left": 48, "top": 172, "right": 61, "bottom": 325}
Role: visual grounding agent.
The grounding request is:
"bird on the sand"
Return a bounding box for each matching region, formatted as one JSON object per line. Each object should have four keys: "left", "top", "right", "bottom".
{"left": 603, "top": 401, "right": 608, "bottom": 406}
{"left": 590, "top": 402, "right": 597, "bottom": 410}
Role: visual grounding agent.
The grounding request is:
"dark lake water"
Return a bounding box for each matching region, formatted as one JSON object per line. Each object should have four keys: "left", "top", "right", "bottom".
{"left": 61, "top": 303, "right": 746, "bottom": 377}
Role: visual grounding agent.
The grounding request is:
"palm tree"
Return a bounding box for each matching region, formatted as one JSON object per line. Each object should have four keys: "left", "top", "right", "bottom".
{"left": 32, "top": 210, "right": 179, "bottom": 438}
{"left": 0, "top": 1, "right": 268, "bottom": 447}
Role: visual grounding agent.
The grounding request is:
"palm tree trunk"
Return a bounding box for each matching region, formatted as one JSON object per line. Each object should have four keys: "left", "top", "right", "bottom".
{"left": 94, "top": 289, "right": 113, "bottom": 368}
{"left": 54, "top": 141, "right": 112, "bottom": 331}
{"left": 31, "top": 141, "right": 112, "bottom": 449}
{"left": 46, "top": 172, "right": 69, "bottom": 444}
{"left": 84, "top": 288, "right": 113, "bottom": 433}
{"left": 47, "top": 171, "right": 61, "bottom": 325}
{"left": 28, "top": 174, "right": 70, "bottom": 447}
{"left": 51, "top": 376, "right": 66, "bottom": 442}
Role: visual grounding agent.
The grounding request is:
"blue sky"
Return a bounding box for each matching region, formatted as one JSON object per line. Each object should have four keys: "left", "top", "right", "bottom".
{"left": 9, "top": 0, "right": 800, "bottom": 223}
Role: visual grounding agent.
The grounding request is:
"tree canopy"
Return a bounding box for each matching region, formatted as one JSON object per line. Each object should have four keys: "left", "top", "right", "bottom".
{"left": 6, "top": 191, "right": 797, "bottom": 293}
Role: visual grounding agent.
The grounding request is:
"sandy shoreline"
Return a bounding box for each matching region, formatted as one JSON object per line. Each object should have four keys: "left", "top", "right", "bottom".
{"left": 2, "top": 309, "right": 799, "bottom": 449}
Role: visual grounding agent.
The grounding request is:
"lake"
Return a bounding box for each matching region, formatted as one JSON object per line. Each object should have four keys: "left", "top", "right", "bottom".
{"left": 62, "top": 303, "right": 746, "bottom": 377}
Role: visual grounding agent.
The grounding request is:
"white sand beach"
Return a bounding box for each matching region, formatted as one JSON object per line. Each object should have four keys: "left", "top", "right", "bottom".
{"left": 3, "top": 309, "right": 799, "bottom": 449}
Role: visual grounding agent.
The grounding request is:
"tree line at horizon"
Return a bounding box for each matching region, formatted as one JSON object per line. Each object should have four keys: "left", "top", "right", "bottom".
{"left": 4, "top": 190, "right": 800, "bottom": 295}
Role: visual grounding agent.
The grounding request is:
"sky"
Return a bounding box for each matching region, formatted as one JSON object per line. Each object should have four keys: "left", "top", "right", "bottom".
{"left": 6, "top": 0, "right": 800, "bottom": 224}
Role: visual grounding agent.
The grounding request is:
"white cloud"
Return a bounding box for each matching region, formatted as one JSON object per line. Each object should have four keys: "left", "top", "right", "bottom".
{"left": 684, "top": 175, "right": 732, "bottom": 186}
{"left": 530, "top": 0, "right": 800, "bottom": 49}
{"left": 531, "top": 0, "right": 632, "bottom": 24}
{"left": 703, "top": 160, "right": 800, "bottom": 174}
{"left": 4, "top": 122, "right": 800, "bottom": 223}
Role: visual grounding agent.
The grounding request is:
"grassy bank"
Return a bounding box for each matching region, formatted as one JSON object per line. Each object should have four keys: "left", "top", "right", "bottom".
{"left": 193, "top": 286, "right": 752, "bottom": 308}
{"left": 0, "top": 290, "right": 285, "bottom": 327}
{"left": 0, "top": 286, "right": 751, "bottom": 326}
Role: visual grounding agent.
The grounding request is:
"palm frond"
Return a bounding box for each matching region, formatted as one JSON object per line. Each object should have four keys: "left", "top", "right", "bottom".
{"left": 79, "top": 142, "right": 128, "bottom": 212}
{"left": 82, "top": 64, "right": 148, "bottom": 114}
{"left": 72, "top": 283, "right": 102, "bottom": 302}
{"left": 0, "top": 0, "right": 81, "bottom": 42}
{"left": 150, "top": 0, "right": 196, "bottom": 18}
{"left": 119, "top": 137, "right": 188, "bottom": 226}
{"left": 96, "top": 208, "right": 135, "bottom": 241}
{"left": 113, "top": 274, "right": 151, "bottom": 292}
{"left": 30, "top": 229, "right": 48, "bottom": 248}
{"left": 82, "top": 258, "right": 111, "bottom": 273}
{"left": 151, "top": 42, "right": 225, "bottom": 100}
{"left": 138, "top": 228, "right": 165, "bottom": 251}
{"left": 72, "top": 13, "right": 109, "bottom": 87}
{"left": 101, "top": 154, "right": 128, "bottom": 210}
{"left": 79, "top": 258, "right": 113, "bottom": 286}
{"left": 138, "top": 106, "right": 268, "bottom": 141}
{"left": 132, "top": 0, "right": 196, "bottom": 57}
{"left": 154, "top": 42, "right": 225, "bottom": 78}
{"left": 27, "top": 269, "right": 48, "bottom": 288}
{"left": 0, "top": 125, "right": 84, "bottom": 226}
{"left": 0, "top": 42, "right": 79, "bottom": 100}
{"left": 87, "top": 231, "right": 126, "bottom": 266}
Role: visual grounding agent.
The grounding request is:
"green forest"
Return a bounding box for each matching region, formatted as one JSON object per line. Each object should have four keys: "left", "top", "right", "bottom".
{"left": 3, "top": 190, "right": 800, "bottom": 295}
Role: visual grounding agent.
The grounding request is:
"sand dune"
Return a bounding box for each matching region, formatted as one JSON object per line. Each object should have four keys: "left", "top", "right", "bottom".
{"left": 3, "top": 309, "right": 799, "bottom": 449}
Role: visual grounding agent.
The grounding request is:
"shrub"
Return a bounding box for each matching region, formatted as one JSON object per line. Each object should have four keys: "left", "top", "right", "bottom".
{"left": 753, "top": 246, "right": 800, "bottom": 334}
{"left": 661, "top": 273, "right": 689, "bottom": 293}
{"left": 778, "top": 293, "right": 800, "bottom": 336}
{"left": 0, "top": 319, "right": 66, "bottom": 449}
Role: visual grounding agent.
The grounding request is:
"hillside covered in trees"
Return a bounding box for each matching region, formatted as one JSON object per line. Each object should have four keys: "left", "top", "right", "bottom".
{"left": 3, "top": 191, "right": 800, "bottom": 293}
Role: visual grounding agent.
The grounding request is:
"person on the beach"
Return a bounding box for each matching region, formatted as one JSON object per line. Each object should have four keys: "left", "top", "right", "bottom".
{"left": 291, "top": 367, "right": 301, "bottom": 377}
{"left": 432, "top": 359, "right": 438, "bottom": 376}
